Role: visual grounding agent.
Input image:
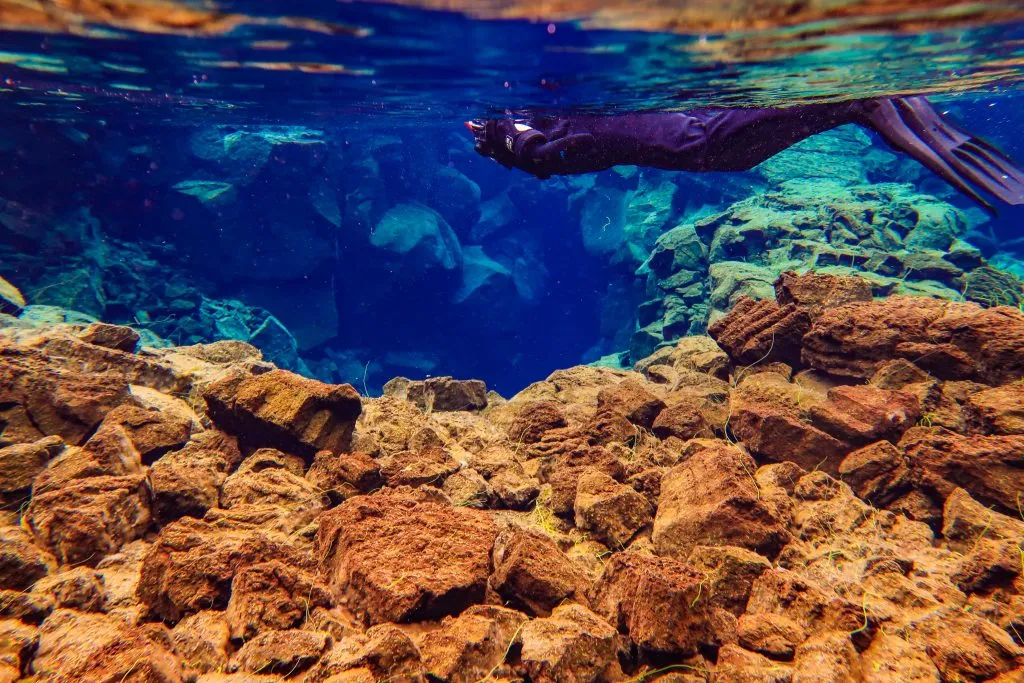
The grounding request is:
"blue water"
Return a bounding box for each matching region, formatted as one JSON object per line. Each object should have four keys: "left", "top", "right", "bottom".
{"left": 0, "top": 1, "right": 1023, "bottom": 395}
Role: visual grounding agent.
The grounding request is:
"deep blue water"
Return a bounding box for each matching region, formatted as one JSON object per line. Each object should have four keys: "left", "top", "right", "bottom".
{"left": 0, "top": 1, "right": 1022, "bottom": 395}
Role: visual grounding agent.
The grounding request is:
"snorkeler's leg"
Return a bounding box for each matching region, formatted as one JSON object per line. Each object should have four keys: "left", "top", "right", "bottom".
{"left": 695, "top": 102, "right": 861, "bottom": 172}
{"left": 856, "top": 96, "right": 1024, "bottom": 213}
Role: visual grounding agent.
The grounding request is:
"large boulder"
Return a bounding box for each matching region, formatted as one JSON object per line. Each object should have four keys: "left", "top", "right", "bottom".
{"left": 203, "top": 369, "right": 361, "bottom": 459}
{"left": 371, "top": 203, "right": 463, "bottom": 274}
{"left": 316, "top": 491, "right": 498, "bottom": 625}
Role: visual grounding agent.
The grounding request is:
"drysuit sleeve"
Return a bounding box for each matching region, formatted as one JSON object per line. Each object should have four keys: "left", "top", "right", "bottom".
{"left": 475, "top": 119, "right": 597, "bottom": 178}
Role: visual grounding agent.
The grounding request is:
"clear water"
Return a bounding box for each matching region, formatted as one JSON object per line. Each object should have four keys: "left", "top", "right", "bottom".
{"left": 0, "top": 0, "right": 1022, "bottom": 395}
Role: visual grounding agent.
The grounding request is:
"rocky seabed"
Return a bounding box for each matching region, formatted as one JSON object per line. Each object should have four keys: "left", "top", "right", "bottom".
{"left": 0, "top": 271, "right": 1023, "bottom": 682}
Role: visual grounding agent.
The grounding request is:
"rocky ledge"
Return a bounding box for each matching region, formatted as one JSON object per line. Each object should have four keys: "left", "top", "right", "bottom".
{"left": 1, "top": 272, "right": 1022, "bottom": 682}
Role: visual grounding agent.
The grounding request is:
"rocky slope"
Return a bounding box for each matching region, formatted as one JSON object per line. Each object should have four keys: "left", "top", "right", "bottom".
{"left": 1, "top": 272, "right": 1023, "bottom": 682}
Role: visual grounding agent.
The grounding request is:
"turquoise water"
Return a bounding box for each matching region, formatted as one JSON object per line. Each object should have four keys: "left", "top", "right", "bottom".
{"left": 0, "top": 0, "right": 1022, "bottom": 394}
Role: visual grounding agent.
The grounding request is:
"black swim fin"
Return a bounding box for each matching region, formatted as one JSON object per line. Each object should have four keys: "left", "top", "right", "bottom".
{"left": 858, "top": 96, "right": 1024, "bottom": 214}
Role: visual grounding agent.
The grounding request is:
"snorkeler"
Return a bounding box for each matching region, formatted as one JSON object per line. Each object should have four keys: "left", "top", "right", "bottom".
{"left": 466, "top": 97, "right": 1024, "bottom": 213}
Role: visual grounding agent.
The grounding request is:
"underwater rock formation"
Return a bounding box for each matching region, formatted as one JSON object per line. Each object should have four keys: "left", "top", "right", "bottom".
{"left": 2, "top": 272, "right": 1022, "bottom": 682}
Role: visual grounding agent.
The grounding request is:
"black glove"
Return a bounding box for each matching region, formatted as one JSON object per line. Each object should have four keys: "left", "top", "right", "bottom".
{"left": 466, "top": 119, "right": 595, "bottom": 178}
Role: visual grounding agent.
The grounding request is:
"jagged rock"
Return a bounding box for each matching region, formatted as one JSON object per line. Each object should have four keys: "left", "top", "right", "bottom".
{"left": 418, "top": 605, "right": 527, "bottom": 682}
{"left": 653, "top": 443, "right": 790, "bottom": 559}
{"left": 940, "top": 487, "right": 1024, "bottom": 553}
{"left": 86, "top": 403, "right": 196, "bottom": 465}
{"left": 203, "top": 369, "right": 362, "bottom": 459}
{"left": 225, "top": 560, "right": 332, "bottom": 639}
{"left": 309, "top": 622, "right": 421, "bottom": 681}
{"left": 0, "top": 526, "right": 55, "bottom": 590}
{"left": 32, "top": 567, "right": 104, "bottom": 612}
{"left": 594, "top": 379, "right": 666, "bottom": 429}
{"left": 489, "top": 527, "right": 590, "bottom": 617}
{"left": 708, "top": 296, "right": 810, "bottom": 366}
{"left": 307, "top": 450, "right": 382, "bottom": 499}
{"left": 0, "top": 344, "right": 132, "bottom": 445}
{"left": 715, "top": 643, "right": 793, "bottom": 682}
{"left": 507, "top": 400, "right": 567, "bottom": 444}
{"left": 793, "top": 630, "right": 858, "bottom": 682}
{"left": 25, "top": 474, "right": 151, "bottom": 567}
{"left": 31, "top": 609, "right": 184, "bottom": 681}
{"left": 77, "top": 322, "right": 140, "bottom": 352}
{"left": 406, "top": 376, "right": 487, "bottom": 412}
{"left": 316, "top": 491, "right": 497, "bottom": 625}
{"left": 686, "top": 545, "right": 773, "bottom": 615}
{"left": 489, "top": 469, "right": 540, "bottom": 510}
{"left": 868, "top": 358, "right": 932, "bottom": 390}
{"left": 378, "top": 446, "right": 460, "bottom": 488}
{"left": 0, "top": 619, "right": 35, "bottom": 682}
{"left": 900, "top": 428, "right": 1024, "bottom": 516}
{"left": 0, "top": 589, "right": 53, "bottom": 624}
{"left": 837, "top": 440, "right": 911, "bottom": 506}
{"left": 232, "top": 629, "right": 331, "bottom": 675}
{"left": 737, "top": 613, "right": 807, "bottom": 660}
{"left": 858, "top": 633, "right": 940, "bottom": 682}
{"left": 808, "top": 385, "right": 920, "bottom": 445}
{"left": 746, "top": 570, "right": 863, "bottom": 636}
{"left": 171, "top": 610, "right": 232, "bottom": 674}
{"left": 651, "top": 401, "right": 713, "bottom": 440}
{"left": 897, "top": 608, "right": 1024, "bottom": 681}
{"left": 590, "top": 553, "right": 716, "bottom": 655}
{"left": 150, "top": 434, "right": 236, "bottom": 523}
{"left": 220, "top": 449, "right": 323, "bottom": 510}
{"left": 963, "top": 383, "right": 1024, "bottom": 434}
{"left": 773, "top": 271, "right": 873, "bottom": 318}
{"left": 443, "top": 469, "right": 490, "bottom": 508}
{"left": 0, "top": 435, "right": 62, "bottom": 492}
{"left": 802, "top": 297, "right": 1024, "bottom": 384}
{"left": 730, "top": 400, "right": 849, "bottom": 474}
{"left": 951, "top": 538, "right": 1022, "bottom": 594}
{"left": 517, "top": 603, "right": 622, "bottom": 682}
{"left": 137, "top": 517, "right": 307, "bottom": 622}
{"left": 574, "top": 469, "right": 652, "bottom": 548}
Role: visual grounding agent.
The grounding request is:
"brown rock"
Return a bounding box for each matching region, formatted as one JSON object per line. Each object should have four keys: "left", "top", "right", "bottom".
{"left": 837, "top": 440, "right": 911, "bottom": 507}
{"left": 686, "top": 545, "right": 772, "bottom": 615}
{"left": 951, "top": 538, "right": 1022, "bottom": 594}
{"left": 651, "top": 401, "right": 713, "bottom": 440}
{"left": 489, "top": 469, "right": 540, "bottom": 510}
{"left": 0, "top": 344, "right": 132, "bottom": 446}
{"left": 85, "top": 403, "right": 196, "bottom": 465}
{"left": 899, "top": 608, "right": 1024, "bottom": 681}
{"left": 489, "top": 527, "right": 590, "bottom": 617}
{"left": 0, "top": 435, "right": 62, "bottom": 492}
{"left": 774, "top": 271, "right": 873, "bottom": 318}
{"left": 407, "top": 376, "right": 487, "bottom": 412}
{"left": 31, "top": 609, "right": 185, "bottom": 682}
{"left": 539, "top": 445, "right": 625, "bottom": 517}
{"left": 708, "top": 296, "right": 810, "bottom": 366}
{"left": 443, "top": 469, "right": 490, "bottom": 508}
{"left": 590, "top": 552, "right": 715, "bottom": 655}
{"left": 137, "top": 517, "right": 307, "bottom": 622}
{"left": 32, "top": 567, "right": 105, "bottom": 612}
{"left": 809, "top": 385, "right": 920, "bottom": 445}
{"left": 221, "top": 450, "right": 323, "bottom": 510}
{"left": 574, "top": 469, "right": 652, "bottom": 548}
{"left": 714, "top": 643, "right": 793, "bottom": 683}
{"left": 746, "top": 570, "right": 863, "bottom": 636}
{"left": 226, "top": 560, "right": 332, "bottom": 640}
{"left": 0, "top": 525, "right": 55, "bottom": 590}
{"left": 858, "top": 633, "right": 940, "bottom": 683}
{"left": 964, "top": 382, "right": 1024, "bottom": 434}
{"left": 317, "top": 492, "right": 498, "bottom": 625}
{"left": 792, "top": 630, "right": 857, "bottom": 683}
{"left": 653, "top": 443, "right": 790, "bottom": 559}
{"left": 0, "top": 590, "right": 52, "bottom": 624}
{"left": 378, "top": 446, "right": 460, "bottom": 488}
{"left": 517, "top": 603, "right": 622, "bottom": 683}
{"left": 508, "top": 401, "right": 568, "bottom": 444}
{"left": 417, "top": 605, "right": 527, "bottom": 682}
{"left": 25, "top": 474, "right": 151, "bottom": 566}
{"left": 941, "top": 487, "right": 1024, "bottom": 553}
{"left": 803, "top": 297, "right": 1024, "bottom": 384}
{"left": 171, "top": 610, "right": 231, "bottom": 674}
{"left": 232, "top": 629, "right": 330, "bottom": 676}
{"left": 307, "top": 450, "right": 382, "bottom": 498}
{"left": 737, "top": 613, "right": 806, "bottom": 660}
{"left": 869, "top": 359, "right": 932, "bottom": 390}
{"left": 310, "top": 622, "right": 421, "bottom": 681}
{"left": 203, "top": 369, "right": 362, "bottom": 459}
{"left": 594, "top": 379, "right": 666, "bottom": 429}
{"left": 150, "top": 446, "right": 231, "bottom": 523}
{"left": 78, "top": 322, "right": 140, "bottom": 352}
{"left": 901, "top": 428, "right": 1024, "bottom": 515}
{"left": 730, "top": 401, "right": 849, "bottom": 474}
{"left": 0, "top": 619, "right": 36, "bottom": 681}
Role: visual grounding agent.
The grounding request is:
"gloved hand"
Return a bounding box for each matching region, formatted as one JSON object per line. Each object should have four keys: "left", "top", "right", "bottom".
{"left": 466, "top": 118, "right": 595, "bottom": 178}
